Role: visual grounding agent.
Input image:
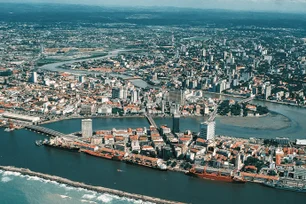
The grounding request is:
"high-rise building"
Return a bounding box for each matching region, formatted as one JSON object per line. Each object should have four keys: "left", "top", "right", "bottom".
{"left": 199, "top": 121, "right": 215, "bottom": 140}
{"left": 209, "top": 55, "right": 214, "bottom": 63}
{"left": 82, "top": 119, "right": 92, "bottom": 138}
{"left": 235, "top": 153, "right": 244, "bottom": 171}
{"left": 202, "top": 49, "right": 206, "bottom": 57}
{"left": 169, "top": 90, "right": 185, "bottom": 105}
{"left": 112, "top": 87, "right": 123, "bottom": 99}
{"left": 79, "top": 76, "right": 85, "bottom": 83}
{"left": 31, "top": 72, "right": 37, "bottom": 83}
{"left": 122, "top": 87, "right": 128, "bottom": 100}
{"left": 265, "top": 85, "right": 272, "bottom": 99}
{"left": 223, "top": 51, "right": 228, "bottom": 60}
{"left": 131, "top": 89, "right": 139, "bottom": 103}
{"left": 172, "top": 113, "right": 180, "bottom": 133}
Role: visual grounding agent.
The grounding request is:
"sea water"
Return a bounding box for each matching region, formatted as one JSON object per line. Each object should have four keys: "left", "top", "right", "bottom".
{"left": 0, "top": 170, "right": 153, "bottom": 204}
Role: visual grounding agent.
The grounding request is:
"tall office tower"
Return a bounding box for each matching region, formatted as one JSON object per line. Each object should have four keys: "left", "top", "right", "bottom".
{"left": 123, "top": 87, "right": 128, "bottom": 100}
{"left": 202, "top": 49, "right": 206, "bottom": 57}
{"left": 79, "top": 75, "right": 85, "bottom": 83}
{"left": 131, "top": 89, "right": 139, "bottom": 103}
{"left": 82, "top": 119, "right": 92, "bottom": 138}
{"left": 223, "top": 51, "right": 228, "bottom": 60}
{"left": 169, "top": 90, "right": 185, "bottom": 105}
{"left": 209, "top": 55, "right": 214, "bottom": 63}
{"left": 235, "top": 153, "right": 244, "bottom": 171}
{"left": 199, "top": 121, "right": 215, "bottom": 140}
{"left": 161, "top": 101, "right": 165, "bottom": 114}
{"left": 265, "top": 85, "right": 272, "bottom": 99}
{"left": 112, "top": 87, "right": 123, "bottom": 99}
{"left": 172, "top": 112, "right": 180, "bottom": 133}
{"left": 31, "top": 72, "right": 37, "bottom": 83}
{"left": 171, "top": 33, "right": 175, "bottom": 47}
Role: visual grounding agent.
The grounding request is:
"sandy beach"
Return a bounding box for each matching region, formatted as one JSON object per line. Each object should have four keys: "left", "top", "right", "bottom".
{"left": 217, "top": 112, "right": 291, "bottom": 130}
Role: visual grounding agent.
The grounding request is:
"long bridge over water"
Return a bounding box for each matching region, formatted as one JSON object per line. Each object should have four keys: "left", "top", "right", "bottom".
{"left": 25, "top": 125, "right": 78, "bottom": 140}
{"left": 144, "top": 114, "right": 158, "bottom": 129}
{"left": 238, "top": 95, "right": 255, "bottom": 104}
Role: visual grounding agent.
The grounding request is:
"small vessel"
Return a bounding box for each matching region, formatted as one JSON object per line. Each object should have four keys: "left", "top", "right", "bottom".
{"left": 263, "top": 180, "right": 306, "bottom": 193}
{"left": 35, "top": 140, "right": 43, "bottom": 146}
{"left": 4, "top": 128, "right": 14, "bottom": 132}
{"left": 187, "top": 166, "right": 245, "bottom": 183}
{"left": 117, "top": 169, "right": 123, "bottom": 172}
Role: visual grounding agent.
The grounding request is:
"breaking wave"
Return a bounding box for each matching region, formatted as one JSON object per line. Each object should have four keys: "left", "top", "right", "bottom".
{"left": 96, "top": 194, "right": 113, "bottom": 203}
{"left": 81, "top": 199, "right": 97, "bottom": 204}
{"left": 0, "top": 170, "right": 156, "bottom": 204}
{"left": 1, "top": 176, "right": 12, "bottom": 183}
{"left": 82, "top": 194, "right": 97, "bottom": 200}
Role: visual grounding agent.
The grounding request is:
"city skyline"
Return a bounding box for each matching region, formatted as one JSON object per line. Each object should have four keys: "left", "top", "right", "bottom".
{"left": 1, "top": 0, "right": 306, "bottom": 13}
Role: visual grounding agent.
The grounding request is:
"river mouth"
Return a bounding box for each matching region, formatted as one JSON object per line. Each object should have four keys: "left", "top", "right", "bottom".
{"left": 217, "top": 112, "right": 291, "bottom": 130}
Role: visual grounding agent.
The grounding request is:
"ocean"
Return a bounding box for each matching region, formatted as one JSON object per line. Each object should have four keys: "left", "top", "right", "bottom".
{"left": 0, "top": 170, "right": 152, "bottom": 204}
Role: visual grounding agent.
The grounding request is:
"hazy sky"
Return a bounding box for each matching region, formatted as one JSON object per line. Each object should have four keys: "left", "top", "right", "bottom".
{"left": 2, "top": 0, "right": 306, "bottom": 13}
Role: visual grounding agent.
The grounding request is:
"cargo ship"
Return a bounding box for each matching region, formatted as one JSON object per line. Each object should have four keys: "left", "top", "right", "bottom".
{"left": 125, "top": 154, "right": 167, "bottom": 171}
{"left": 43, "top": 140, "right": 80, "bottom": 152}
{"left": 263, "top": 180, "right": 306, "bottom": 193}
{"left": 82, "top": 149, "right": 124, "bottom": 161}
{"left": 187, "top": 167, "right": 245, "bottom": 183}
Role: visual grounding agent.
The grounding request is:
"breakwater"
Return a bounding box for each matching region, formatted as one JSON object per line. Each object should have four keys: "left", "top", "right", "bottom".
{"left": 0, "top": 166, "right": 185, "bottom": 204}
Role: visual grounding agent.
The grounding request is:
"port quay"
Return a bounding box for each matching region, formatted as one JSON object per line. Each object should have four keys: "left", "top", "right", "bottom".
{"left": 0, "top": 166, "right": 184, "bottom": 204}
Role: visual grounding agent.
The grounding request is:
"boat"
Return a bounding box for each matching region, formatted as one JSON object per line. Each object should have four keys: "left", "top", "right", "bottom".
{"left": 186, "top": 166, "right": 245, "bottom": 183}
{"left": 125, "top": 155, "right": 167, "bottom": 171}
{"left": 4, "top": 128, "right": 14, "bottom": 132}
{"left": 43, "top": 141, "right": 80, "bottom": 152}
{"left": 82, "top": 149, "right": 115, "bottom": 160}
{"left": 35, "top": 140, "right": 43, "bottom": 146}
{"left": 263, "top": 180, "right": 306, "bottom": 193}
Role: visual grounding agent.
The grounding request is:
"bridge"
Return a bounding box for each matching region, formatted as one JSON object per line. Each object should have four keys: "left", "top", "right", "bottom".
{"left": 25, "top": 125, "right": 79, "bottom": 141}
{"left": 144, "top": 114, "right": 158, "bottom": 129}
{"left": 25, "top": 125, "right": 67, "bottom": 137}
{"left": 208, "top": 100, "right": 221, "bottom": 122}
{"left": 238, "top": 95, "right": 255, "bottom": 104}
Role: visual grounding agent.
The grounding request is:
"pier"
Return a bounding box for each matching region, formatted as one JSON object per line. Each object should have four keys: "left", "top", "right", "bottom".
{"left": 0, "top": 166, "right": 185, "bottom": 204}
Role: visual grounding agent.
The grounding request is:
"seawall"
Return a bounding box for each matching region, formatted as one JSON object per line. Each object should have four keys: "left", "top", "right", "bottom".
{"left": 0, "top": 166, "right": 185, "bottom": 204}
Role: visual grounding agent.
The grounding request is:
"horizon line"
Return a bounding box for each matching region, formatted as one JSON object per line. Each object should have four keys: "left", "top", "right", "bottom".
{"left": 0, "top": 1, "right": 306, "bottom": 15}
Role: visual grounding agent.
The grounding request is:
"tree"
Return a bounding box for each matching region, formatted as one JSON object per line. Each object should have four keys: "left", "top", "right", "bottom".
{"left": 171, "top": 161, "right": 177, "bottom": 168}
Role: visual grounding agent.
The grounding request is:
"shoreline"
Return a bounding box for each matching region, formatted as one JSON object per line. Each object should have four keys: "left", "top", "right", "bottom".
{"left": 203, "top": 91, "right": 306, "bottom": 108}
{"left": 217, "top": 111, "right": 292, "bottom": 130}
{"left": 0, "top": 166, "right": 185, "bottom": 204}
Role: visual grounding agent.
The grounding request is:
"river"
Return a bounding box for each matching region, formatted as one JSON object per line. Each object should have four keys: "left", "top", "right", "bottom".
{"left": 39, "top": 49, "right": 151, "bottom": 89}
{"left": 1, "top": 111, "right": 306, "bottom": 203}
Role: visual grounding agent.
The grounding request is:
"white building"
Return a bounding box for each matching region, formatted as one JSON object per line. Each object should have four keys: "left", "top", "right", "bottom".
{"left": 265, "top": 85, "right": 272, "bottom": 99}
{"left": 296, "top": 139, "right": 306, "bottom": 146}
{"left": 31, "top": 72, "right": 37, "bottom": 83}
{"left": 79, "top": 76, "right": 85, "bottom": 83}
{"left": 82, "top": 119, "right": 92, "bottom": 138}
{"left": 2, "top": 112, "right": 40, "bottom": 124}
{"left": 199, "top": 121, "right": 215, "bottom": 140}
{"left": 131, "top": 89, "right": 139, "bottom": 103}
